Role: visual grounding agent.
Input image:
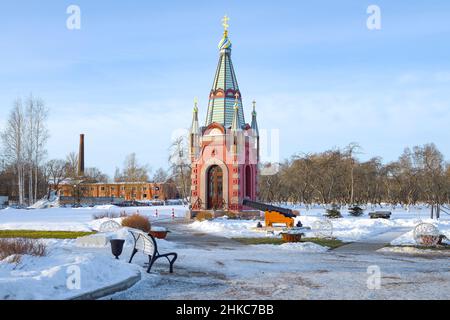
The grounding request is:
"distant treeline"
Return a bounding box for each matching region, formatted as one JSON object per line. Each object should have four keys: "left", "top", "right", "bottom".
{"left": 258, "top": 143, "right": 450, "bottom": 206}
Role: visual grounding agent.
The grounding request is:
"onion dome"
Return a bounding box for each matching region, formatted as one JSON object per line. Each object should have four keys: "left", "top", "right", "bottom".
{"left": 218, "top": 34, "right": 232, "bottom": 52}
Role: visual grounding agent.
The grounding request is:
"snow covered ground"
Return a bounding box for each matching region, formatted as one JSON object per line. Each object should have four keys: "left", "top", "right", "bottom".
{"left": 0, "top": 237, "right": 140, "bottom": 300}
{"left": 188, "top": 206, "right": 450, "bottom": 244}
{"left": 110, "top": 223, "right": 450, "bottom": 300}
{"left": 0, "top": 205, "right": 189, "bottom": 299}
{"left": 0, "top": 204, "right": 449, "bottom": 300}
{"left": 0, "top": 205, "right": 189, "bottom": 231}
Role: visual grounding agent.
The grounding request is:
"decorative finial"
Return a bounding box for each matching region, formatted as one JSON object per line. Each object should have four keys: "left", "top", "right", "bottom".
{"left": 222, "top": 15, "right": 230, "bottom": 36}
{"left": 193, "top": 97, "right": 198, "bottom": 113}
{"left": 218, "top": 15, "right": 232, "bottom": 51}
{"left": 234, "top": 92, "right": 240, "bottom": 110}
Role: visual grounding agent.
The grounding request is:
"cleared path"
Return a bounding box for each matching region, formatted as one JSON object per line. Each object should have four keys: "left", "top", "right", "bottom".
{"left": 333, "top": 227, "right": 411, "bottom": 253}
{"left": 107, "top": 223, "right": 450, "bottom": 300}
{"left": 157, "top": 220, "right": 244, "bottom": 249}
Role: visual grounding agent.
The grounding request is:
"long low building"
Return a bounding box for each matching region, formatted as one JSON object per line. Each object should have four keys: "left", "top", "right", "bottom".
{"left": 57, "top": 181, "right": 179, "bottom": 202}
{"left": 55, "top": 135, "right": 180, "bottom": 204}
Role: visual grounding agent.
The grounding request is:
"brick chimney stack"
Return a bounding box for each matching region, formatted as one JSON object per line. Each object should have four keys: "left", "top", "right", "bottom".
{"left": 78, "top": 134, "right": 85, "bottom": 177}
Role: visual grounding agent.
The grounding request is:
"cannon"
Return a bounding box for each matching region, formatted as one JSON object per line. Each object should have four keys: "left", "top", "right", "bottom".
{"left": 243, "top": 199, "right": 297, "bottom": 228}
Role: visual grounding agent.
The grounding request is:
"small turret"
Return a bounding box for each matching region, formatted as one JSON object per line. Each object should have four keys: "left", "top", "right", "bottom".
{"left": 230, "top": 93, "right": 242, "bottom": 157}
{"left": 251, "top": 100, "right": 259, "bottom": 137}
{"left": 231, "top": 93, "right": 241, "bottom": 132}
{"left": 189, "top": 98, "right": 201, "bottom": 160}
{"left": 250, "top": 100, "right": 260, "bottom": 163}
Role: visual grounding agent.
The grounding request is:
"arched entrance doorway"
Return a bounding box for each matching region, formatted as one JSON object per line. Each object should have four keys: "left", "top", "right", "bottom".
{"left": 207, "top": 165, "right": 223, "bottom": 209}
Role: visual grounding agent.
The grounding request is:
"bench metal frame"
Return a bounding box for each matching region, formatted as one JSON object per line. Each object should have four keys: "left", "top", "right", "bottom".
{"left": 128, "top": 229, "right": 178, "bottom": 273}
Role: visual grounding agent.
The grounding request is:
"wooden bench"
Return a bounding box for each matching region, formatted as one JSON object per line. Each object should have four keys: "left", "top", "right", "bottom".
{"left": 369, "top": 211, "right": 392, "bottom": 219}
{"left": 128, "top": 229, "right": 178, "bottom": 273}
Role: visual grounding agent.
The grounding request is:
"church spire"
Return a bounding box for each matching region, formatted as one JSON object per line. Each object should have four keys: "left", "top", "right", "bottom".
{"left": 205, "top": 16, "right": 245, "bottom": 129}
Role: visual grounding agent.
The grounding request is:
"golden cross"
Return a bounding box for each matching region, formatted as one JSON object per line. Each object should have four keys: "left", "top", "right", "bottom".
{"left": 222, "top": 15, "right": 230, "bottom": 33}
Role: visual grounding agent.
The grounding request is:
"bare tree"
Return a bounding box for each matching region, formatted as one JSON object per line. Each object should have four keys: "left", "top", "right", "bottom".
{"left": 259, "top": 162, "right": 284, "bottom": 203}
{"left": 24, "top": 95, "right": 49, "bottom": 204}
{"left": 152, "top": 167, "right": 169, "bottom": 183}
{"left": 31, "top": 97, "right": 49, "bottom": 203}
{"left": 84, "top": 167, "right": 109, "bottom": 183}
{"left": 45, "top": 159, "right": 68, "bottom": 198}
{"left": 1, "top": 99, "right": 26, "bottom": 204}
{"left": 345, "top": 143, "right": 362, "bottom": 205}
{"left": 168, "top": 136, "right": 191, "bottom": 201}
{"left": 258, "top": 143, "right": 449, "bottom": 210}
{"left": 65, "top": 152, "right": 79, "bottom": 178}
{"left": 114, "top": 167, "right": 122, "bottom": 182}
{"left": 413, "top": 144, "right": 446, "bottom": 218}
{"left": 119, "top": 153, "right": 149, "bottom": 182}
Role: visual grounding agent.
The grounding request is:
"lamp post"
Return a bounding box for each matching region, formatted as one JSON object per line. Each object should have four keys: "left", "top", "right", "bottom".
{"left": 73, "top": 184, "right": 77, "bottom": 206}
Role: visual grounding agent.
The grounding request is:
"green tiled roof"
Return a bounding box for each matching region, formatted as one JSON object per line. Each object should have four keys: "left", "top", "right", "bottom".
{"left": 205, "top": 33, "right": 245, "bottom": 128}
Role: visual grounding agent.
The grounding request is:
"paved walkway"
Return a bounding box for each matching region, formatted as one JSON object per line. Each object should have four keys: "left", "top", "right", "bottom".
{"left": 333, "top": 227, "right": 411, "bottom": 253}
{"left": 159, "top": 221, "right": 412, "bottom": 254}
{"left": 108, "top": 223, "right": 450, "bottom": 300}
{"left": 157, "top": 220, "right": 243, "bottom": 249}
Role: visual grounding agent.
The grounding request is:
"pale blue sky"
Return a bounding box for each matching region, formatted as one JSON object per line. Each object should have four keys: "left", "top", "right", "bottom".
{"left": 0, "top": 0, "right": 449, "bottom": 176}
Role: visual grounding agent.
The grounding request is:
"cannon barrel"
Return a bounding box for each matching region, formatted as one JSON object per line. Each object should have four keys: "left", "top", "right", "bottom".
{"left": 243, "top": 199, "right": 296, "bottom": 218}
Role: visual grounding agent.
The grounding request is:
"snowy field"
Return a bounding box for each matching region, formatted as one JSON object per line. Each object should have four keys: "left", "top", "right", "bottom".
{"left": 0, "top": 205, "right": 189, "bottom": 231}
{"left": 188, "top": 206, "right": 450, "bottom": 245}
{"left": 0, "top": 204, "right": 449, "bottom": 300}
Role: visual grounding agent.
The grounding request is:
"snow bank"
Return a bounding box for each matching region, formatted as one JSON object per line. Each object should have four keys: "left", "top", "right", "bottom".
{"left": 188, "top": 217, "right": 266, "bottom": 238}
{"left": 28, "top": 191, "right": 59, "bottom": 209}
{"left": 378, "top": 246, "right": 450, "bottom": 256}
{"left": 188, "top": 207, "right": 450, "bottom": 242}
{"left": 0, "top": 239, "right": 141, "bottom": 300}
{"left": 257, "top": 242, "right": 329, "bottom": 253}
{"left": 390, "top": 220, "right": 450, "bottom": 245}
